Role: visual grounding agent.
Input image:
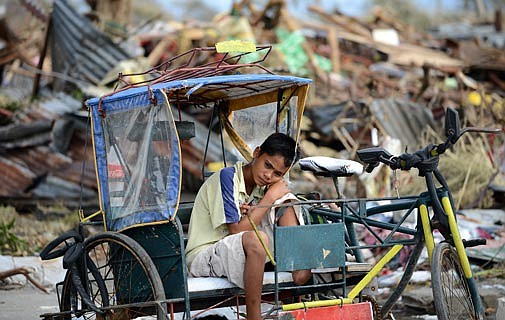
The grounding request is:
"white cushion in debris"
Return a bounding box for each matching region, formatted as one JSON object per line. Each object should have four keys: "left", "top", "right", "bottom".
{"left": 187, "top": 271, "right": 293, "bottom": 292}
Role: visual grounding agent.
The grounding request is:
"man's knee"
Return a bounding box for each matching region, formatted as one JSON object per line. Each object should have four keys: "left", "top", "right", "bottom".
{"left": 292, "top": 269, "right": 311, "bottom": 285}
{"left": 277, "top": 205, "right": 299, "bottom": 227}
{"left": 242, "top": 231, "right": 268, "bottom": 258}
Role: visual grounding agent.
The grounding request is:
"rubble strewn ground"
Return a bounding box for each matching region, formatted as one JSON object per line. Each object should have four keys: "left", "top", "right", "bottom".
{"left": 0, "top": 0, "right": 504, "bottom": 319}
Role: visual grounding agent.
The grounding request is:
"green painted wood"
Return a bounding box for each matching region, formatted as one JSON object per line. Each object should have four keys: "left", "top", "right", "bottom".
{"left": 122, "top": 221, "right": 186, "bottom": 300}
{"left": 275, "top": 223, "right": 346, "bottom": 272}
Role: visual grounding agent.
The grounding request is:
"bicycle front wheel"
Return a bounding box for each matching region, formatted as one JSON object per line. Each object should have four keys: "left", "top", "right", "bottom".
{"left": 60, "top": 232, "right": 166, "bottom": 319}
{"left": 431, "top": 242, "right": 479, "bottom": 320}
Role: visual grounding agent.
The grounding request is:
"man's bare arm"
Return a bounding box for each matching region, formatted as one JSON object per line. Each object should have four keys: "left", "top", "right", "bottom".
{"left": 227, "top": 179, "right": 289, "bottom": 234}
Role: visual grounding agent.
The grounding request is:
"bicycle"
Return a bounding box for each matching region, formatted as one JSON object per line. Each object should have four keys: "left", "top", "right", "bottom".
{"left": 294, "top": 107, "right": 502, "bottom": 319}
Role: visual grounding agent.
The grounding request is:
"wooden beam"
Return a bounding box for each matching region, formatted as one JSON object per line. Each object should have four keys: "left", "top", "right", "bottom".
{"left": 327, "top": 27, "right": 340, "bottom": 73}
{"left": 31, "top": 16, "right": 51, "bottom": 100}
{"left": 0, "top": 267, "right": 48, "bottom": 293}
{"left": 308, "top": 5, "right": 372, "bottom": 39}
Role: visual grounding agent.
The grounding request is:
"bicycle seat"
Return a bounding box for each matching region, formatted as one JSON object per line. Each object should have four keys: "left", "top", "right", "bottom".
{"left": 299, "top": 156, "right": 363, "bottom": 177}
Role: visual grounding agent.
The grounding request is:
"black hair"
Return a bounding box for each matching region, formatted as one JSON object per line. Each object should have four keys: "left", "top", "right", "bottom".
{"left": 258, "top": 132, "right": 299, "bottom": 167}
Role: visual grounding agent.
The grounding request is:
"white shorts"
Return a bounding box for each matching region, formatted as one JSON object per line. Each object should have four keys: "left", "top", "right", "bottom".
{"left": 188, "top": 232, "right": 247, "bottom": 288}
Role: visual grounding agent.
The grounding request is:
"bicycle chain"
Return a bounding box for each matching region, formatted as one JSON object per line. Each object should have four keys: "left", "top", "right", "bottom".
{"left": 362, "top": 295, "right": 382, "bottom": 320}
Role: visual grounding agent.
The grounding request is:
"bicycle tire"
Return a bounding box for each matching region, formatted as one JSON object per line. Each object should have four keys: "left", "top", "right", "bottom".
{"left": 40, "top": 229, "right": 82, "bottom": 260}
{"left": 432, "top": 242, "right": 479, "bottom": 320}
{"left": 60, "top": 232, "right": 166, "bottom": 319}
{"left": 59, "top": 259, "right": 109, "bottom": 319}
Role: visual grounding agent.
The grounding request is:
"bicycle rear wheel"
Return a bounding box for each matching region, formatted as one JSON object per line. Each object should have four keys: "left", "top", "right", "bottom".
{"left": 431, "top": 242, "right": 479, "bottom": 320}
{"left": 60, "top": 232, "right": 166, "bottom": 319}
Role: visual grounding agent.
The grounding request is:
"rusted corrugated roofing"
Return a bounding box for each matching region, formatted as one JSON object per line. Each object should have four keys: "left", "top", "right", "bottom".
{"left": 369, "top": 98, "right": 434, "bottom": 148}
{"left": 0, "top": 94, "right": 98, "bottom": 210}
{"left": 50, "top": 0, "right": 131, "bottom": 85}
{"left": 0, "top": 156, "right": 36, "bottom": 196}
{"left": 8, "top": 146, "right": 71, "bottom": 177}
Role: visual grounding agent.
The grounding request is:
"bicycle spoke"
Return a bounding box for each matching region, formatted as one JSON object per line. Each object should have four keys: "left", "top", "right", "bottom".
{"left": 440, "top": 255, "right": 474, "bottom": 317}
{"left": 59, "top": 233, "right": 165, "bottom": 319}
{"left": 432, "top": 243, "right": 478, "bottom": 320}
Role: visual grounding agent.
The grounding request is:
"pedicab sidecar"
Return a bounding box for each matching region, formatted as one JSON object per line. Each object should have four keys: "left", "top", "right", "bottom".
{"left": 40, "top": 43, "right": 373, "bottom": 320}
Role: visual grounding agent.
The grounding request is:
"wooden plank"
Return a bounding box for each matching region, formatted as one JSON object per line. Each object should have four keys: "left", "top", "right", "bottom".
{"left": 327, "top": 27, "right": 340, "bottom": 73}
{"left": 308, "top": 5, "right": 372, "bottom": 39}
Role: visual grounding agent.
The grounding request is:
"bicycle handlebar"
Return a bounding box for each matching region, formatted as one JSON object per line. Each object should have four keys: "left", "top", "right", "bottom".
{"left": 357, "top": 120, "right": 501, "bottom": 239}
{"left": 358, "top": 127, "right": 501, "bottom": 175}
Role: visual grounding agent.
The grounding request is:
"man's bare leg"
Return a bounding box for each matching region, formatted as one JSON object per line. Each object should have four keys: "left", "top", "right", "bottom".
{"left": 243, "top": 231, "right": 268, "bottom": 320}
{"left": 278, "top": 206, "right": 312, "bottom": 285}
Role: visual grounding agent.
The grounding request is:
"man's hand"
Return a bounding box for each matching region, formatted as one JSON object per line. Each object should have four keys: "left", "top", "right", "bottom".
{"left": 264, "top": 178, "right": 290, "bottom": 204}
{"left": 240, "top": 202, "right": 252, "bottom": 215}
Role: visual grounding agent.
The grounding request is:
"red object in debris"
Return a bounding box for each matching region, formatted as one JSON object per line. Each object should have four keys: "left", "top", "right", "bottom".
{"left": 108, "top": 163, "right": 125, "bottom": 178}
{"left": 279, "top": 302, "right": 374, "bottom": 320}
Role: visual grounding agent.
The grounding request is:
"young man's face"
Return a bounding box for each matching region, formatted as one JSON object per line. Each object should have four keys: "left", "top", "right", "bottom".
{"left": 251, "top": 148, "right": 289, "bottom": 187}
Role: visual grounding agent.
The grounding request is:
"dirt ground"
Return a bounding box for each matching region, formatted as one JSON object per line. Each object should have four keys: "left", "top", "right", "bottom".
{"left": 0, "top": 278, "right": 502, "bottom": 320}
{"left": 1, "top": 202, "right": 504, "bottom": 319}
{"left": 0, "top": 286, "right": 59, "bottom": 320}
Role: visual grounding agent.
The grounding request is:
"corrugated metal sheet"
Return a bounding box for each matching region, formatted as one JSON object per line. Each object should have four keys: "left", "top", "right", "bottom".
{"left": 50, "top": 0, "right": 131, "bottom": 85}
{"left": 429, "top": 23, "right": 505, "bottom": 50}
{"left": 307, "top": 99, "right": 434, "bottom": 151}
{"left": 8, "top": 146, "right": 72, "bottom": 177}
{"left": 369, "top": 98, "right": 434, "bottom": 148}
{"left": 0, "top": 156, "right": 36, "bottom": 196}
{"left": 307, "top": 101, "right": 360, "bottom": 138}
{"left": 0, "top": 94, "right": 98, "bottom": 209}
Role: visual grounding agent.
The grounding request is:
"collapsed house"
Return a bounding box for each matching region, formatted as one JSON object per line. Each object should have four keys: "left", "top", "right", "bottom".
{"left": 0, "top": 0, "right": 503, "bottom": 213}
{"left": 0, "top": 2, "right": 504, "bottom": 314}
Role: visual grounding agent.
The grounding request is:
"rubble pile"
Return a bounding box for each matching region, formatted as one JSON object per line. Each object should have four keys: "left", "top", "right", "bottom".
{"left": 0, "top": 0, "right": 503, "bottom": 205}
{"left": 0, "top": 0, "right": 504, "bottom": 315}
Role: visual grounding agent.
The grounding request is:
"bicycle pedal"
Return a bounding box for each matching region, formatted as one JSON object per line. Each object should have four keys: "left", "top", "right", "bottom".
{"left": 463, "top": 238, "right": 487, "bottom": 248}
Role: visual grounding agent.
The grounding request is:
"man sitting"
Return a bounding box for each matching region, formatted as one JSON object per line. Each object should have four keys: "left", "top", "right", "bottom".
{"left": 185, "top": 133, "right": 311, "bottom": 320}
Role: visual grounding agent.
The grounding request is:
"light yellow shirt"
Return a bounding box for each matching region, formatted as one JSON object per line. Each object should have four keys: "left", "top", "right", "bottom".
{"left": 185, "top": 162, "right": 264, "bottom": 265}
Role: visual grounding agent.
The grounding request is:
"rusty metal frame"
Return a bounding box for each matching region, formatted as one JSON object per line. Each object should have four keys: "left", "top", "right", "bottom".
{"left": 97, "top": 45, "right": 274, "bottom": 116}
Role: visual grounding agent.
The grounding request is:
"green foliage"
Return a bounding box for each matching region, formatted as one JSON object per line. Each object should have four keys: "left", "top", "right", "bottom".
{"left": 70, "top": 89, "right": 85, "bottom": 102}
{"left": 0, "top": 94, "right": 21, "bottom": 112}
{"left": 0, "top": 217, "right": 27, "bottom": 255}
{"left": 0, "top": 206, "right": 27, "bottom": 255}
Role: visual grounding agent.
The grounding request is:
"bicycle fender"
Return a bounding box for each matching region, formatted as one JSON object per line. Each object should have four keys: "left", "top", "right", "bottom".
{"left": 40, "top": 229, "right": 83, "bottom": 260}
{"left": 62, "top": 242, "right": 84, "bottom": 269}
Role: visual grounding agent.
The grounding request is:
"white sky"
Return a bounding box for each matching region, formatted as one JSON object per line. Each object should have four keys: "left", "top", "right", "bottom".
{"left": 157, "top": 0, "right": 469, "bottom": 20}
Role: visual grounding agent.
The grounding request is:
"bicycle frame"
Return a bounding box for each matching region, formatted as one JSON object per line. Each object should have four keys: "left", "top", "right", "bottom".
{"left": 439, "top": 191, "right": 484, "bottom": 315}
{"left": 284, "top": 174, "right": 484, "bottom": 317}
{"left": 298, "top": 106, "right": 502, "bottom": 320}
